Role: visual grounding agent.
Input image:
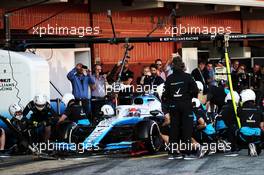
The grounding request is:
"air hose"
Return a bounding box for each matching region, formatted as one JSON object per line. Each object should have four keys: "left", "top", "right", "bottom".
{"left": 224, "top": 35, "right": 241, "bottom": 128}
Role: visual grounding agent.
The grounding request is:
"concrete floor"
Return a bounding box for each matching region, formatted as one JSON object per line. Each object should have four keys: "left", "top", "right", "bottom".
{"left": 0, "top": 150, "right": 263, "bottom": 175}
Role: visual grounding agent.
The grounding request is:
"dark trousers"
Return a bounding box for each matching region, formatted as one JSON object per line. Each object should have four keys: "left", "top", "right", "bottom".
{"left": 222, "top": 117, "right": 239, "bottom": 151}
{"left": 193, "top": 129, "right": 216, "bottom": 144}
{"left": 238, "top": 132, "right": 262, "bottom": 154}
{"left": 169, "top": 101, "right": 193, "bottom": 155}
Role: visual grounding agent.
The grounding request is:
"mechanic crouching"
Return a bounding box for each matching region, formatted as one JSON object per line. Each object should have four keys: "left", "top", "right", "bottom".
{"left": 215, "top": 91, "right": 240, "bottom": 157}
{"left": 56, "top": 93, "right": 89, "bottom": 142}
{"left": 23, "top": 94, "right": 58, "bottom": 142}
{"left": 162, "top": 56, "right": 199, "bottom": 160}
{"left": 238, "top": 89, "right": 264, "bottom": 156}
{"left": 191, "top": 98, "right": 208, "bottom": 158}
{"left": 0, "top": 104, "right": 27, "bottom": 153}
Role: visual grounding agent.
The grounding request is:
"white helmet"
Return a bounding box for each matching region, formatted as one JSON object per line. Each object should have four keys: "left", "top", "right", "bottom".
{"left": 33, "top": 93, "right": 48, "bottom": 111}
{"left": 62, "top": 93, "right": 75, "bottom": 107}
{"left": 225, "top": 91, "right": 240, "bottom": 104}
{"left": 101, "top": 105, "right": 115, "bottom": 116}
{"left": 192, "top": 98, "right": 201, "bottom": 108}
{"left": 196, "top": 81, "right": 204, "bottom": 92}
{"left": 240, "top": 89, "right": 256, "bottom": 103}
{"left": 9, "top": 104, "right": 23, "bottom": 120}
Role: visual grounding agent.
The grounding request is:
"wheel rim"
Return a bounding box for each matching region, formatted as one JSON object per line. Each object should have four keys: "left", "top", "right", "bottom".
{"left": 150, "top": 122, "right": 162, "bottom": 152}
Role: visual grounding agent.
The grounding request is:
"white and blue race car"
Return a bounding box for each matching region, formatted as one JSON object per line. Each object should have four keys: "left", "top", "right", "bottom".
{"left": 80, "top": 94, "right": 164, "bottom": 153}
{"left": 57, "top": 94, "right": 164, "bottom": 155}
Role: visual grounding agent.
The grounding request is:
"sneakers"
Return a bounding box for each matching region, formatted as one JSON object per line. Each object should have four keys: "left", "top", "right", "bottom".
{"left": 197, "top": 145, "right": 207, "bottom": 158}
{"left": 208, "top": 150, "right": 216, "bottom": 156}
{"left": 0, "top": 152, "right": 10, "bottom": 158}
{"left": 248, "top": 143, "right": 258, "bottom": 157}
{"left": 224, "top": 151, "right": 239, "bottom": 157}
{"left": 184, "top": 154, "right": 197, "bottom": 160}
{"left": 168, "top": 153, "right": 183, "bottom": 160}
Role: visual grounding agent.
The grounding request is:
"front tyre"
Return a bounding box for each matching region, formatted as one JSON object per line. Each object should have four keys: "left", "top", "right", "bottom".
{"left": 136, "top": 120, "right": 162, "bottom": 153}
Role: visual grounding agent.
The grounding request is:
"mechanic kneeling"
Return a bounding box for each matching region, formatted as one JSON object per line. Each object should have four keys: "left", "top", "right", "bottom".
{"left": 23, "top": 94, "right": 57, "bottom": 142}
{"left": 238, "top": 89, "right": 264, "bottom": 157}
{"left": 57, "top": 93, "right": 89, "bottom": 141}
{"left": 216, "top": 91, "right": 240, "bottom": 157}
{"left": 191, "top": 98, "right": 208, "bottom": 158}
{"left": 162, "top": 56, "right": 199, "bottom": 160}
{"left": 0, "top": 104, "right": 38, "bottom": 153}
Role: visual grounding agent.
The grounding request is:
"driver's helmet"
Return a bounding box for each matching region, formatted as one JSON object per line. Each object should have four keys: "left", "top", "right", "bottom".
{"left": 101, "top": 105, "right": 115, "bottom": 116}
{"left": 33, "top": 93, "right": 48, "bottom": 111}
{"left": 128, "top": 108, "right": 141, "bottom": 117}
{"left": 9, "top": 104, "right": 24, "bottom": 120}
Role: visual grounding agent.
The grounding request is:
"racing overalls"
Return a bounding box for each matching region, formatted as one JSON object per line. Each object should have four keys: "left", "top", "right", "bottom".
{"left": 63, "top": 100, "right": 87, "bottom": 123}
{"left": 56, "top": 100, "right": 88, "bottom": 141}
{"left": 237, "top": 102, "right": 263, "bottom": 145}
{"left": 193, "top": 106, "right": 216, "bottom": 143}
{"left": 23, "top": 101, "right": 57, "bottom": 125}
{"left": 192, "top": 107, "right": 204, "bottom": 143}
{"left": 162, "top": 69, "right": 198, "bottom": 154}
{"left": 23, "top": 101, "right": 57, "bottom": 142}
{"left": 217, "top": 101, "right": 239, "bottom": 151}
{"left": 206, "top": 85, "right": 228, "bottom": 113}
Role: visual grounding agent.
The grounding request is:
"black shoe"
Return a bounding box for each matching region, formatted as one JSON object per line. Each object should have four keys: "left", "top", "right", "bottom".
{"left": 184, "top": 154, "right": 197, "bottom": 160}
{"left": 0, "top": 152, "right": 10, "bottom": 158}
{"left": 168, "top": 153, "right": 183, "bottom": 160}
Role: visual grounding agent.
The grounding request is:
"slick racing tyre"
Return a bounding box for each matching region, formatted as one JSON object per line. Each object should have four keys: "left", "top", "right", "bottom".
{"left": 136, "top": 120, "right": 162, "bottom": 153}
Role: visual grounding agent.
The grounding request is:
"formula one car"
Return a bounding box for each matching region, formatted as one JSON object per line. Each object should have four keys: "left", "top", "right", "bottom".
{"left": 85, "top": 94, "right": 164, "bottom": 153}
{"left": 55, "top": 94, "right": 164, "bottom": 154}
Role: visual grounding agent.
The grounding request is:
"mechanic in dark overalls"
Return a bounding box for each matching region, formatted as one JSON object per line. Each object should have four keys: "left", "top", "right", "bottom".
{"left": 23, "top": 94, "right": 57, "bottom": 142}
{"left": 238, "top": 89, "right": 264, "bottom": 156}
{"left": 216, "top": 91, "right": 240, "bottom": 157}
{"left": 57, "top": 93, "right": 88, "bottom": 141}
{"left": 58, "top": 93, "right": 86, "bottom": 122}
{"left": 162, "top": 56, "right": 199, "bottom": 160}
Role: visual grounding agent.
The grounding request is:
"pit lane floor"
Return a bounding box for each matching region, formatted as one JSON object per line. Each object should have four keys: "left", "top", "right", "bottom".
{"left": 0, "top": 150, "right": 263, "bottom": 175}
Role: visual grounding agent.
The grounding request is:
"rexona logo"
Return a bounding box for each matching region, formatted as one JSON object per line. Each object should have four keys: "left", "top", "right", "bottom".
{"left": 0, "top": 79, "right": 15, "bottom": 91}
